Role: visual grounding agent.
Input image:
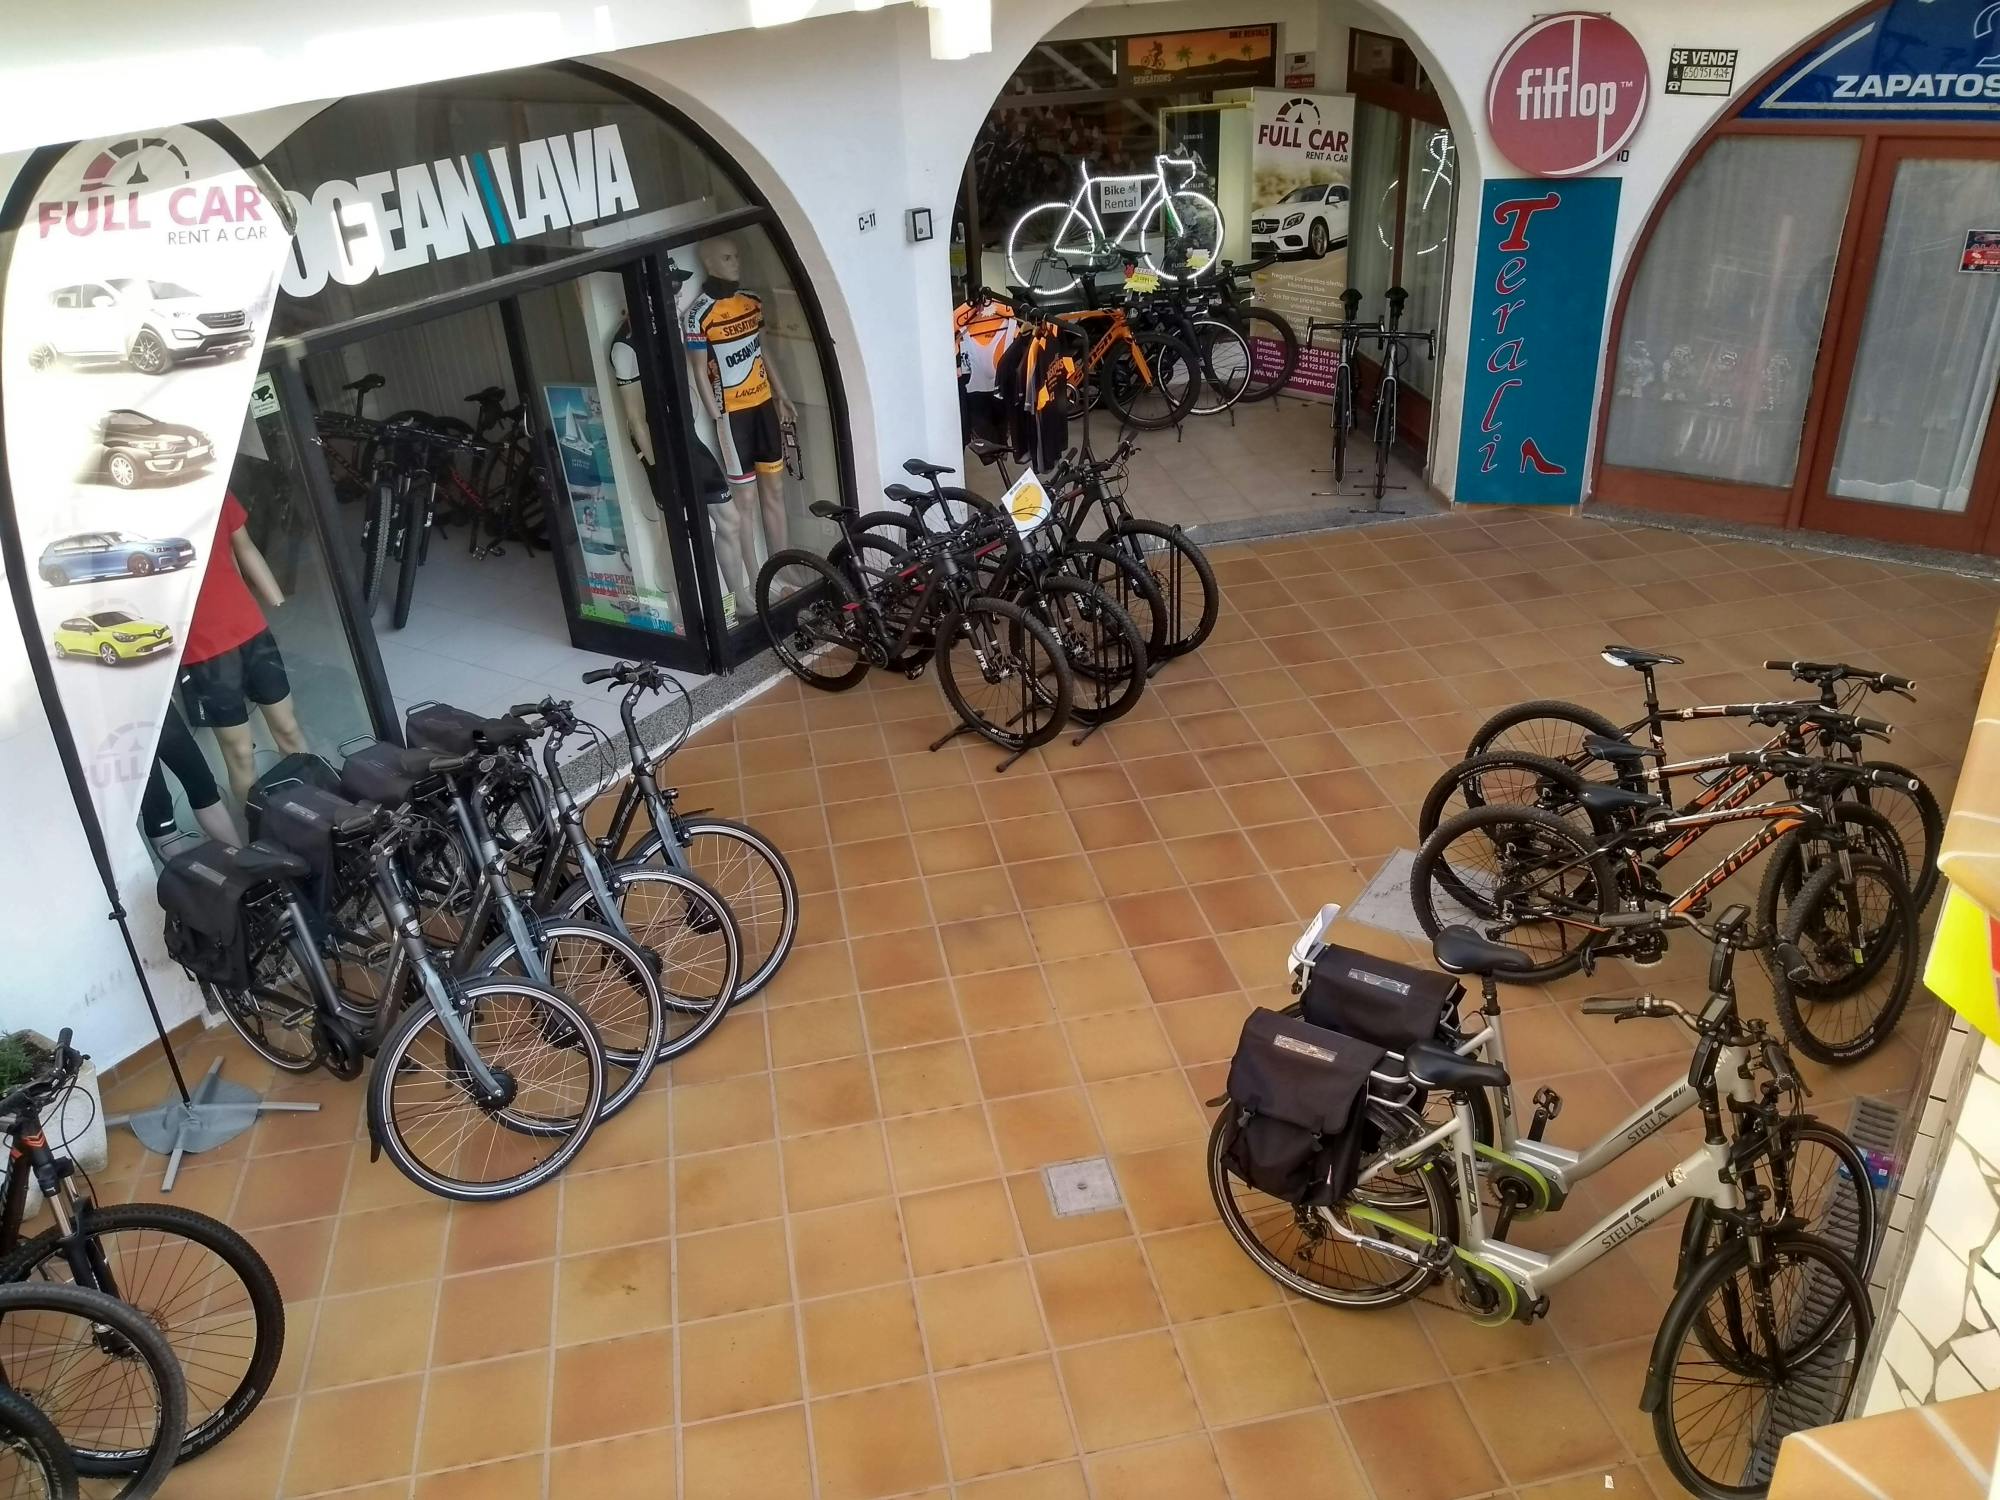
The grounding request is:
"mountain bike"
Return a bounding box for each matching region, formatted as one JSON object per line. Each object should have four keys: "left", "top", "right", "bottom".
{"left": 1210, "top": 909, "right": 1872, "bottom": 1500}
{"left": 1304, "top": 288, "right": 1378, "bottom": 484}
{"left": 311, "top": 371, "right": 386, "bottom": 505}
{"left": 0, "top": 1031, "right": 282, "bottom": 1475}
{"left": 1005, "top": 151, "right": 1223, "bottom": 293}
{"left": 757, "top": 500, "right": 1075, "bottom": 759}
{"left": 1451, "top": 652, "right": 1941, "bottom": 908}
{"left": 0, "top": 1384, "right": 76, "bottom": 1500}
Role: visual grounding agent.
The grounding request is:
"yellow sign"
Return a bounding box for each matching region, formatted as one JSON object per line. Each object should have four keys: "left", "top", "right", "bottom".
{"left": 1123, "top": 270, "right": 1162, "bottom": 294}
{"left": 1001, "top": 470, "right": 1053, "bottom": 534}
{"left": 1924, "top": 885, "right": 2000, "bottom": 1043}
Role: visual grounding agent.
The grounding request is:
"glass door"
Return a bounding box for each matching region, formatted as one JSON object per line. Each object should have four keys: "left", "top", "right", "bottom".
{"left": 1804, "top": 141, "right": 2000, "bottom": 551}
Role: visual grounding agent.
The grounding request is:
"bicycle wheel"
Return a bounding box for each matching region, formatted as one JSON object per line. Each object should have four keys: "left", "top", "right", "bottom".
{"left": 1677, "top": 1117, "right": 1878, "bottom": 1294}
{"left": 554, "top": 867, "right": 741, "bottom": 1055}
{"left": 0, "top": 1203, "right": 283, "bottom": 1466}
{"left": 1371, "top": 380, "right": 1397, "bottom": 500}
{"left": 1331, "top": 361, "right": 1351, "bottom": 482}
{"left": 1006, "top": 202, "right": 1095, "bottom": 294}
{"left": 1465, "top": 699, "right": 1639, "bottom": 789}
{"left": 471, "top": 919, "right": 664, "bottom": 1118}
{"left": 1188, "top": 317, "right": 1252, "bottom": 415}
{"left": 1235, "top": 306, "right": 1299, "bottom": 402}
{"left": 360, "top": 479, "right": 393, "bottom": 605}
{"left": 1208, "top": 1099, "right": 1452, "bottom": 1308}
{"left": 1031, "top": 576, "right": 1146, "bottom": 727}
{"left": 1652, "top": 1232, "right": 1869, "bottom": 1499}
{"left": 392, "top": 485, "right": 428, "bottom": 630}
{"left": 1416, "top": 750, "right": 1596, "bottom": 844}
{"left": 1140, "top": 190, "right": 1224, "bottom": 281}
{"left": 1772, "top": 854, "right": 1917, "bottom": 1064}
{"left": 1067, "top": 539, "right": 1168, "bottom": 664}
{"left": 367, "top": 977, "right": 605, "bottom": 1201}
{"left": 1848, "top": 761, "right": 1942, "bottom": 909}
{"left": 627, "top": 818, "right": 797, "bottom": 1002}
{"left": 0, "top": 1385, "right": 77, "bottom": 1500}
{"left": 1411, "top": 805, "right": 1616, "bottom": 982}
{"left": 1098, "top": 330, "right": 1200, "bottom": 431}
{"left": 199, "top": 936, "right": 320, "bottom": 1073}
{"left": 0, "top": 1280, "right": 186, "bottom": 1499}
{"left": 1101, "top": 518, "right": 1218, "bottom": 657}
{"left": 1755, "top": 803, "right": 1910, "bottom": 984}
{"left": 935, "top": 596, "right": 1072, "bottom": 752}
{"left": 757, "top": 549, "right": 870, "bottom": 692}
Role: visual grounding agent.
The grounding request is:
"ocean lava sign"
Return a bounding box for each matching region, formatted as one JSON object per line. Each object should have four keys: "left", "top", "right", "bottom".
{"left": 1488, "top": 13, "right": 1650, "bottom": 178}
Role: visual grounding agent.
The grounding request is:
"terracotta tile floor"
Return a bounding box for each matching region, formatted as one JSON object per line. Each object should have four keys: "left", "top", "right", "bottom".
{"left": 94, "top": 507, "right": 2000, "bottom": 1499}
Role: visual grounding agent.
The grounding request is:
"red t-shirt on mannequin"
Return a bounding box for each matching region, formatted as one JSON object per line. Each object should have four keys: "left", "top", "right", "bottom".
{"left": 183, "top": 492, "right": 267, "bottom": 667}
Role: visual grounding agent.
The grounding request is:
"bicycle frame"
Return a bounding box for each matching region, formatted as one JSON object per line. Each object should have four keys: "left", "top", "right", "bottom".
{"left": 1059, "top": 155, "right": 1200, "bottom": 254}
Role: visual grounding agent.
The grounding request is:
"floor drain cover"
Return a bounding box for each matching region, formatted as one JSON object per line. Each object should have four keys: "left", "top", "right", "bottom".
{"left": 1043, "top": 1157, "right": 1121, "bottom": 1218}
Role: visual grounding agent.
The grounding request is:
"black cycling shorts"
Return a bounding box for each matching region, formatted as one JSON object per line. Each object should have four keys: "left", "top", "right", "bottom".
{"left": 727, "top": 402, "right": 785, "bottom": 478}
{"left": 180, "top": 628, "right": 290, "bottom": 728}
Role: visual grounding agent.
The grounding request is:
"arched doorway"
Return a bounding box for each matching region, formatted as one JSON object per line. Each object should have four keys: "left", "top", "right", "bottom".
{"left": 1596, "top": 0, "right": 2000, "bottom": 557}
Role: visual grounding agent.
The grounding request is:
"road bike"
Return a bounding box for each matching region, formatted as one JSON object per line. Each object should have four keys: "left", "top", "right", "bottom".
{"left": 0, "top": 1030, "right": 281, "bottom": 1484}
{"left": 1361, "top": 286, "right": 1435, "bottom": 505}
{"left": 581, "top": 660, "right": 799, "bottom": 1001}
{"left": 1006, "top": 151, "right": 1224, "bottom": 294}
{"left": 1448, "top": 652, "right": 1942, "bottom": 909}
{"left": 1205, "top": 255, "right": 1298, "bottom": 402}
{"left": 1211, "top": 908, "right": 1873, "bottom": 1499}
{"left": 1129, "top": 272, "right": 1252, "bottom": 417}
{"left": 1009, "top": 269, "right": 1202, "bottom": 432}
{"left": 1304, "top": 288, "right": 1379, "bottom": 485}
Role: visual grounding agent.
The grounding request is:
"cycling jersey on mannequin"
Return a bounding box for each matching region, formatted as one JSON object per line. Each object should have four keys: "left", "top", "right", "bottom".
{"left": 682, "top": 280, "right": 775, "bottom": 415}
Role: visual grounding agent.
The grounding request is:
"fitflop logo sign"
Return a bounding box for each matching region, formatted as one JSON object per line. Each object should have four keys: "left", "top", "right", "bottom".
{"left": 1488, "top": 14, "right": 1649, "bottom": 178}
{"left": 281, "top": 125, "right": 639, "bottom": 298}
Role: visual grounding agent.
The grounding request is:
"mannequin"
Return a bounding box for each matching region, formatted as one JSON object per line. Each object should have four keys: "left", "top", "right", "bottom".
{"left": 179, "top": 490, "right": 307, "bottom": 803}
{"left": 140, "top": 697, "right": 240, "bottom": 849}
{"left": 682, "top": 237, "right": 795, "bottom": 577}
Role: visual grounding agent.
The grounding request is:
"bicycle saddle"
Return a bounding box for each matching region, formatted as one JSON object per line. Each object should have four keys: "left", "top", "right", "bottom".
{"left": 406, "top": 703, "right": 537, "bottom": 755}
{"left": 966, "top": 437, "right": 1012, "bottom": 466}
{"left": 1406, "top": 1041, "right": 1510, "bottom": 1094}
{"left": 880, "top": 484, "right": 925, "bottom": 507}
{"left": 339, "top": 742, "right": 471, "bottom": 806}
{"left": 1579, "top": 784, "right": 1669, "bottom": 819}
{"left": 1582, "top": 734, "right": 1648, "bottom": 766}
{"left": 342, "top": 373, "right": 385, "bottom": 394}
{"left": 1431, "top": 926, "right": 1538, "bottom": 978}
{"left": 1601, "top": 645, "right": 1683, "bottom": 671}
{"left": 903, "top": 458, "right": 955, "bottom": 481}
{"left": 464, "top": 385, "right": 506, "bottom": 406}
{"left": 809, "top": 499, "right": 847, "bottom": 522}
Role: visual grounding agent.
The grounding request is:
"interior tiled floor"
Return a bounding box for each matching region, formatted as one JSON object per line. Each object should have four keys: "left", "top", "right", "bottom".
{"left": 96, "top": 506, "right": 1999, "bottom": 1499}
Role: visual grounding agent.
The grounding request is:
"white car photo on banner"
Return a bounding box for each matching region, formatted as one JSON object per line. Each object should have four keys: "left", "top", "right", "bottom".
{"left": 2, "top": 129, "right": 294, "bottom": 841}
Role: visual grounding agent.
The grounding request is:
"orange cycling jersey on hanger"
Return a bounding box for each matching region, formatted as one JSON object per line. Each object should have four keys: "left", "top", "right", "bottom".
{"left": 953, "top": 297, "right": 1018, "bottom": 395}
{"left": 683, "top": 286, "right": 774, "bottom": 413}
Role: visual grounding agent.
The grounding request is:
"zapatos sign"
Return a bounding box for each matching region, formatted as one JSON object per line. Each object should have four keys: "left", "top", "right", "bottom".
{"left": 1488, "top": 13, "right": 1650, "bottom": 177}
{"left": 281, "top": 125, "right": 639, "bottom": 297}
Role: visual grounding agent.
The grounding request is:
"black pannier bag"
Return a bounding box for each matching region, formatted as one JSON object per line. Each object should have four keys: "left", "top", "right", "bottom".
{"left": 406, "top": 703, "right": 535, "bottom": 755}
{"left": 243, "top": 751, "right": 341, "bottom": 841}
{"left": 260, "top": 784, "right": 368, "bottom": 919}
{"left": 1220, "top": 1009, "right": 1387, "bottom": 1206}
{"left": 157, "top": 841, "right": 302, "bottom": 988}
{"left": 1300, "top": 943, "right": 1462, "bottom": 1059}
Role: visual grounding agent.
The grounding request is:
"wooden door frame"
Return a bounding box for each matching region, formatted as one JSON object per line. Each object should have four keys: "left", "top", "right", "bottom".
{"left": 1796, "top": 135, "right": 2000, "bottom": 552}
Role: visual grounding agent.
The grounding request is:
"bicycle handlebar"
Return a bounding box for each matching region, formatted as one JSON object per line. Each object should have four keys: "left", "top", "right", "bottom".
{"left": 0, "top": 1028, "right": 80, "bottom": 1123}
{"left": 1764, "top": 659, "right": 1917, "bottom": 696}
{"left": 1724, "top": 750, "right": 1910, "bottom": 785}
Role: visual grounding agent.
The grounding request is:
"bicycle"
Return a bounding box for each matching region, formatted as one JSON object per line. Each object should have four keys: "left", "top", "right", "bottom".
{"left": 1128, "top": 272, "right": 1251, "bottom": 417}
{"left": 1005, "top": 151, "right": 1223, "bottom": 294}
{"left": 0, "top": 1030, "right": 283, "bottom": 1475}
{"left": 169, "top": 752, "right": 608, "bottom": 1199}
{"left": 375, "top": 417, "right": 492, "bottom": 629}
{"left": 429, "top": 387, "right": 551, "bottom": 558}
{"left": 1205, "top": 255, "right": 1298, "bottom": 402}
{"left": 1361, "top": 286, "right": 1435, "bottom": 506}
{"left": 757, "top": 500, "right": 1075, "bottom": 761}
{"left": 311, "top": 372, "right": 386, "bottom": 502}
{"left": 585, "top": 661, "right": 801, "bottom": 1001}
{"left": 1210, "top": 907, "right": 1873, "bottom": 1500}
{"left": 1449, "top": 652, "right": 1941, "bottom": 908}
{"left": 0, "top": 1384, "right": 76, "bottom": 1499}
{"left": 1304, "top": 287, "right": 1379, "bottom": 487}
{"left": 1011, "top": 268, "right": 1201, "bottom": 432}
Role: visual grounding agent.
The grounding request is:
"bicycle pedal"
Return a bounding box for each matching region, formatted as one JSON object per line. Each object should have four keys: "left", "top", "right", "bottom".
{"left": 1628, "top": 950, "right": 1664, "bottom": 968}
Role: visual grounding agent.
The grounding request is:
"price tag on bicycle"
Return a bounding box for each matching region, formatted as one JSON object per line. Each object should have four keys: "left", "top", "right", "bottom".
{"left": 1123, "top": 269, "right": 1161, "bottom": 294}
{"left": 1001, "top": 469, "right": 1054, "bottom": 534}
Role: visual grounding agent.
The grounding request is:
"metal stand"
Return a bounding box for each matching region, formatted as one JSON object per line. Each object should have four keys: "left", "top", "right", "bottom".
{"left": 928, "top": 719, "right": 1029, "bottom": 774}
{"left": 110, "top": 1058, "right": 320, "bottom": 1192}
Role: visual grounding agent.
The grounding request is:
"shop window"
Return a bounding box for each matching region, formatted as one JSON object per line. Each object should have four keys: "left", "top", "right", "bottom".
{"left": 1000, "top": 38, "right": 1120, "bottom": 96}
{"left": 1604, "top": 137, "right": 1860, "bottom": 489}
{"left": 1397, "top": 124, "right": 1457, "bottom": 397}
{"left": 1347, "top": 103, "right": 1401, "bottom": 313}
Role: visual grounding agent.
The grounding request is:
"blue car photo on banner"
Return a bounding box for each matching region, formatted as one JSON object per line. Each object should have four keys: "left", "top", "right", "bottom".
{"left": 1744, "top": 0, "right": 2000, "bottom": 121}
{"left": 1456, "top": 176, "right": 1621, "bottom": 506}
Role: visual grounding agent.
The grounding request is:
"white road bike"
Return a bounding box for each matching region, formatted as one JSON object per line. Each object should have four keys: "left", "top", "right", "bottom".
{"left": 1006, "top": 153, "right": 1224, "bottom": 295}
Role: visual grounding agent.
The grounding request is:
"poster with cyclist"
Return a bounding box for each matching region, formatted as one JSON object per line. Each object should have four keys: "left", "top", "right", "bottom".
{"left": 1247, "top": 90, "right": 1357, "bottom": 398}
{"left": 0, "top": 129, "right": 291, "bottom": 843}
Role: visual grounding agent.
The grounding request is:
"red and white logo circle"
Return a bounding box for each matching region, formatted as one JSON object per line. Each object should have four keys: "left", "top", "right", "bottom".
{"left": 1488, "top": 13, "right": 1649, "bottom": 177}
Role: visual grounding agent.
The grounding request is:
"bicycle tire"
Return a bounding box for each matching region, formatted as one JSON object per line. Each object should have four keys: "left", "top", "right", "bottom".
{"left": 1755, "top": 802, "right": 1910, "bottom": 980}
{"left": 1416, "top": 750, "right": 1595, "bottom": 844}
{"left": 1233, "top": 305, "right": 1299, "bottom": 402}
{"left": 1465, "top": 699, "right": 1641, "bottom": 789}
{"left": 1675, "top": 1116, "right": 1878, "bottom": 1294}
{"left": 552, "top": 865, "right": 742, "bottom": 1054}
{"left": 1066, "top": 539, "right": 1168, "bottom": 664}
{"left": 1771, "top": 853, "right": 1917, "bottom": 1065}
{"left": 1650, "top": 1231, "right": 1869, "bottom": 1499}
{"left": 468, "top": 919, "right": 664, "bottom": 1118}
{"left": 198, "top": 937, "right": 320, "bottom": 1073}
{"left": 366, "top": 977, "right": 605, "bottom": 1201}
{"left": 0, "top": 1202, "right": 284, "bottom": 1466}
{"left": 1030, "top": 575, "right": 1146, "bottom": 726}
{"left": 1371, "top": 380, "right": 1397, "bottom": 501}
{"left": 626, "top": 818, "right": 798, "bottom": 1002}
{"left": 392, "top": 484, "right": 427, "bottom": 630}
{"left": 1102, "top": 518, "right": 1218, "bottom": 657}
{"left": 1849, "top": 760, "right": 1942, "bottom": 909}
{"left": 0, "top": 1280, "right": 186, "bottom": 1498}
{"left": 1411, "top": 804, "right": 1616, "bottom": 982}
{"left": 1331, "top": 361, "right": 1351, "bottom": 482}
{"left": 1006, "top": 201, "right": 1093, "bottom": 294}
{"left": 935, "top": 596, "right": 1072, "bottom": 752}
{"left": 360, "top": 479, "right": 393, "bottom": 605}
{"left": 1188, "top": 317, "right": 1252, "bottom": 415}
{"left": 0, "top": 1384, "right": 78, "bottom": 1500}
{"left": 757, "top": 549, "right": 870, "bottom": 691}
{"left": 1098, "top": 330, "right": 1200, "bottom": 431}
